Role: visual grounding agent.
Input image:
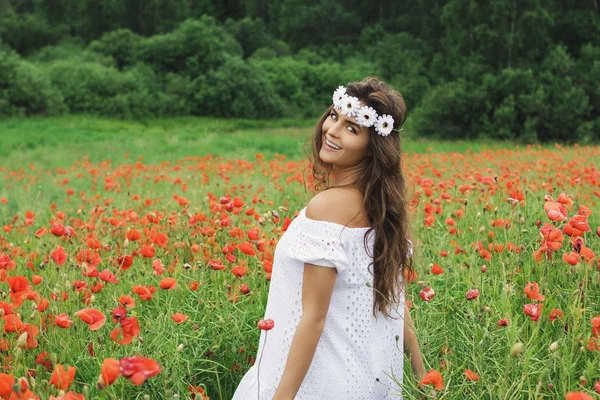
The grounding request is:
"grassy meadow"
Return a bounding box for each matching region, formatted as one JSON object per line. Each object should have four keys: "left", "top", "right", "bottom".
{"left": 0, "top": 116, "right": 599, "bottom": 399}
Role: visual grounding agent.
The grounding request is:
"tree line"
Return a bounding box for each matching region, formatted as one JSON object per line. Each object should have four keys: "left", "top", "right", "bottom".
{"left": 1, "top": 0, "right": 599, "bottom": 143}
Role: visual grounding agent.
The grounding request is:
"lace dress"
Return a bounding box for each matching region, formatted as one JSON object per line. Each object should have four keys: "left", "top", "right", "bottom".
{"left": 232, "top": 207, "right": 406, "bottom": 399}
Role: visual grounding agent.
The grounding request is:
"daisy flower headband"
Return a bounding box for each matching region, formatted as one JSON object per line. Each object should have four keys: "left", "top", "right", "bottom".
{"left": 332, "top": 86, "right": 400, "bottom": 137}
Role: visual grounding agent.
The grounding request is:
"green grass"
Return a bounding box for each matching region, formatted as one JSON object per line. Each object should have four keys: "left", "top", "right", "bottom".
{"left": 1, "top": 116, "right": 599, "bottom": 399}
{"left": 0, "top": 115, "right": 551, "bottom": 171}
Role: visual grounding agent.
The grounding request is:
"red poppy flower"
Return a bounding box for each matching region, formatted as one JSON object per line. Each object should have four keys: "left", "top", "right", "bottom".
{"left": 420, "top": 287, "right": 435, "bottom": 302}
{"left": 431, "top": 264, "right": 443, "bottom": 274}
{"left": 418, "top": 369, "right": 444, "bottom": 390}
{"left": 119, "top": 295, "right": 135, "bottom": 309}
{"left": 232, "top": 265, "right": 248, "bottom": 277}
{"left": 523, "top": 282, "right": 545, "bottom": 302}
{"left": 132, "top": 285, "right": 155, "bottom": 301}
{"left": 141, "top": 244, "right": 155, "bottom": 258}
{"left": 159, "top": 277, "right": 177, "bottom": 290}
{"left": 98, "top": 358, "right": 121, "bottom": 389}
{"left": 50, "top": 222, "right": 66, "bottom": 237}
{"left": 110, "top": 316, "right": 141, "bottom": 345}
{"left": 126, "top": 229, "right": 141, "bottom": 241}
{"left": 563, "top": 252, "right": 580, "bottom": 266}
{"left": 55, "top": 313, "right": 73, "bottom": 328}
{"left": 49, "top": 363, "right": 76, "bottom": 391}
{"left": 466, "top": 289, "right": 479, "bottom": 300}
{"left": 3, "top": 314, "right": 24, "bottom": 333}
{"left": 565, "top": 392, "right": 593, "bottom": 400}
{"left": 523, "top": 303, "right": 542, "bottom": 322}
{"left": 172, "top": 313, "right": 188, "bottom": 324}
{"left": 257, "top": 319, "right": 275, "bottom": 331}
{"left": 0, "top": 373, "right": 15, "bottom": 397}
{"left": 464, "top": 369, "right": 480, "bottom": 381}
{"left": 116, "top": 255, "right": 133, "bottom": 270}
{"left": 549, "top": 309, "right": 563, "bottom": 322}
{"left": 99, "top": 269, "right": 119, "bottom": 284}
{"left": 74, "top": 308, "right": 106, "bottom": 330}
{"left": 51, "top": 246, "right": 67, "bottom": 266}
{"left": 119, "top": 355, "right": 161, "bottom": 386}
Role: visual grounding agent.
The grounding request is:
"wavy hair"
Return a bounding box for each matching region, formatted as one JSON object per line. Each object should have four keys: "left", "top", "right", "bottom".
{"left": 303, "top": 76, "right": 415, "bottom": 320}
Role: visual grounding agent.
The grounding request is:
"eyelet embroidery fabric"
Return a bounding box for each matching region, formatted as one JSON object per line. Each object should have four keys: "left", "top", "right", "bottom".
{"left": 232, "top": 207, "right": 407, "bottom": 400}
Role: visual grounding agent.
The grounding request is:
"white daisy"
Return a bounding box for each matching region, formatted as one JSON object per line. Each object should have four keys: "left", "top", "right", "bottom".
{"left": 375, "top": 114, "right": 394, "bottom": 136}
{"left": 340, "top": 94, "right": 361, "bottom": 117}
{"left": 332, "top": 86, "right": 346, "bottom": 108}
{"left": 356, "top": 106, "right": 378, "bottom": 128}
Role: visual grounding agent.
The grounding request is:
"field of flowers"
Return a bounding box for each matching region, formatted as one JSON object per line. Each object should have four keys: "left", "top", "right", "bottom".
{"left": 1, "top": 129, "right": 599, "bottom": 399}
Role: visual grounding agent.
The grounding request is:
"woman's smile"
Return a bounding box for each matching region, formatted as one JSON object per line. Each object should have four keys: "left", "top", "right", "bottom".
{"left": 323, "top": 137, "right": 342, "bottom": 151}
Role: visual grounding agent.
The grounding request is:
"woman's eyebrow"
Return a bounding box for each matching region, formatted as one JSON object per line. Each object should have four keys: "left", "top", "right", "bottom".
{"left": 332, "top": 108, "right": 361, "bottom": 130}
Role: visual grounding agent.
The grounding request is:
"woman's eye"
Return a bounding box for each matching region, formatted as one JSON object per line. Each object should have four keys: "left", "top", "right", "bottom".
{"left": 330, "top": 112, "right": 337, "bottom": 121}
{"left": 347, "top": 126, "right": 356, "bottom": 133}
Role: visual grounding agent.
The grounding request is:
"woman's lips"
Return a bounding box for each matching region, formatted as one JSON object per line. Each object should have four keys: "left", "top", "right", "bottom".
{"left": 323, "top": 138, "right": 340, "bottom": 151}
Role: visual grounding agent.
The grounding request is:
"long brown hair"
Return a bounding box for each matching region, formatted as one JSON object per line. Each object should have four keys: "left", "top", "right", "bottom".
{"left": 303, "top": 76, "right": 415, "bottom": 320}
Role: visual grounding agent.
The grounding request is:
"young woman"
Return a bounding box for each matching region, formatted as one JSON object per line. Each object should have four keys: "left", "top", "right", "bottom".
{"left": 232, "top": 77, "right": 426, "bottom": 399}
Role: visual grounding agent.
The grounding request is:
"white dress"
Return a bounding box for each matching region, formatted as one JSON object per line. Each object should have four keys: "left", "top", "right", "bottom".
{"left": 232, "top": 207, "right": 406, "bottom": 400}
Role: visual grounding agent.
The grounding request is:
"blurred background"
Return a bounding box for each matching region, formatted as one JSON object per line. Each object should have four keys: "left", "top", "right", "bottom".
{"left": 0, "top": 0, "right": 599, "bottom": 144}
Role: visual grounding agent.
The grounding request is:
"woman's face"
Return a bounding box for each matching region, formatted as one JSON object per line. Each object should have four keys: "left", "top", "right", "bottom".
{"left": 319, "top": 106, "right": 371, "bottom": 168}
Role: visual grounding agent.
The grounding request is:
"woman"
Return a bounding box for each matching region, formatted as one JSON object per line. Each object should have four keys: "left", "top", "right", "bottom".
{"left": 232, "top": 77, "right": 427, "bottom": 399}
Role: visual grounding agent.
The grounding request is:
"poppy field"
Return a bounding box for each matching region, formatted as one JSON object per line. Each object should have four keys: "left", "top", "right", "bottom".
{"left": 1, "top": 120, "right": 600, "bottom": 399}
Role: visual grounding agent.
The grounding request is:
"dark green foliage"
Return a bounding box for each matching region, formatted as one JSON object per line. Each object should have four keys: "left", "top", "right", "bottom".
{"left": 192, "top": 56, "right": 286, "bottom": 118}
{"left": 88, "top": 29, "right": 142, "bottom": 69}
{"left": 136, "top": 17, "right": 242, "bottom": 78}
{"left": 225, "top": 17, "right": 274, "bottom": 58}
{"left": 0, "top": 0, "right": 599, "bottom": 142}
{"left": 43, "top": 59, "right": 190, "bottom": 118}
{"left": 0, "top": 12, "right": 68, "bottom": 54}
{"left": 0, "top": 49, "right": 67, "bottom": 116}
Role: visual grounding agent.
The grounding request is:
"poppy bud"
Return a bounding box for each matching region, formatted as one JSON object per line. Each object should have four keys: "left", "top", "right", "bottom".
{"left": 257, "top": 319, "right": 275, "bottom": 331}
{"left": 476, "top": 212, "right": 481, "bottom": 219}
{"left": 510, "top": 342, "right": 523, "bottom": 357}
{"left": 549, "top": 342, "right": 558, "bottom": 351}
{"left": 16, "top": 331, "right": 28, "bottom": 348}
{"left": 177, "top": 344, "right": 184, "bottom": 352}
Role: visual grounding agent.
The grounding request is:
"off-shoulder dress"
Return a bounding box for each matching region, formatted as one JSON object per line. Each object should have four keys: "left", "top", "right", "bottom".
{"left": 232, "top": 207, "right": 406, "bottom": 399}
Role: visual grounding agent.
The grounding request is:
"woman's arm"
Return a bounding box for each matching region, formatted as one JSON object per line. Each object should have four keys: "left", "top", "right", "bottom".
{"left": 272, "top": 262, "right": 337, "bottom": 399}
{"left": 403, "top": 303, "right": 426, "bottom": 382}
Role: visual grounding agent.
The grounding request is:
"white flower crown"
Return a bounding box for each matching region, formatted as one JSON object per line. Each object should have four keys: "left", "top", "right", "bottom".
{"left": 332, "top": 86, "right": 400, "bottom": 137}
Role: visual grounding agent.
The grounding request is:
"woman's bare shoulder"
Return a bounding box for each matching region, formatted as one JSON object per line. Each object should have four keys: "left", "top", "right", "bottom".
{"left": 307, "top": 188, "right": 368, "bottom": 227}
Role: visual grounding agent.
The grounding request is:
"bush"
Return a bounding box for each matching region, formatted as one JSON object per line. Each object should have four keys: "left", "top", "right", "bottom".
{"left": 0, "top": 49, "right": 66, "bottom": 117}
{"left": 416, "top": 78, "right": 489, "bottom": 139}
{"left": 532, "top": 45, "right": 591, "bottom": 143}
{"left": 137, "top": 16, "right": 242, "bottom": 78}
{"left": 88, "top": 29, "right": 142, "bottom": 69}
{"left": 250, "top": 56, "right": 379, "bottom": 117}
{"left": 0, "top": 12, "right": 69, "bottom": 55}
{"left": 360, "top": 29, "right": 432, "bottom": 107}
{"left": 43, "top": 60, "right": 190, "bottom": 118}
{"left": 224, "top": 17, "right": 274, "bottom": 58}
{"left": 192, "top": 56, "right": 285, "bottom": 118}
{"left": 480, "top": 68, "right": 538, "bottom": 140}
{"left": 28, "top": 43, "right": 115, "bottom": 67}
